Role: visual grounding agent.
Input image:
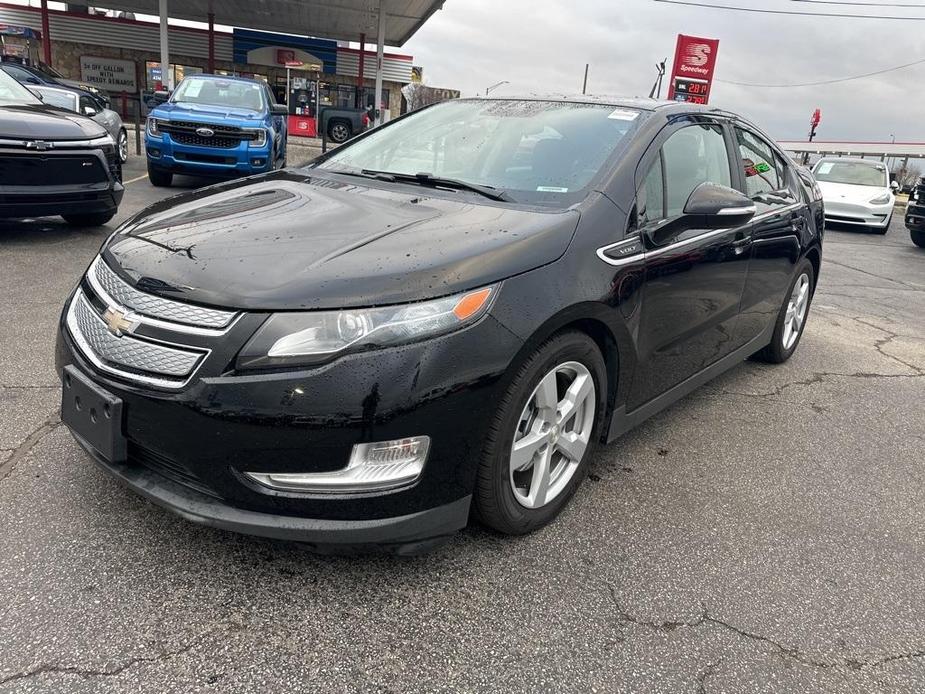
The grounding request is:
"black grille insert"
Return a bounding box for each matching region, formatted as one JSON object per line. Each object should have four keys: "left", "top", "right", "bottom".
{"left": 0, "top": 154, "right": 107, "bottom": 186}
{"left": 128, "top": 442, "right": 220, "bottom": 499}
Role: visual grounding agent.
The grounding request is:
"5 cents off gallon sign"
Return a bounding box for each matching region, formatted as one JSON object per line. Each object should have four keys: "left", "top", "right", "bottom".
{"left": 80, "top": 56, "right": 136, "bottom": 92}
{"left": 667, "top": 35, "right": 720, "bottom": 105}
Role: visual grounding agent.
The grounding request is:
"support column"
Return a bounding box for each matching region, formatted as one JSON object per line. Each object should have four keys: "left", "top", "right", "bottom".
{"left": 40, "top": 0, "right": 51, "bottom": 66}
{"left": 207, "top": 12, "right": 215, "bottom": 73}
{"left": 374, "top": 0, "right": 385, "bottom": 126}
{"left": 159, "top": 0, "right": 170, "bottom": 90}
{"left": 357, "top": 32, "right": 365, "bottom": 109}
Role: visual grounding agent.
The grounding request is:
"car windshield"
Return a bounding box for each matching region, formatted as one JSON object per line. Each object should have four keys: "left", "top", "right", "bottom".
{"left": 171, "top": 77, "right": 266, "bottom": 111}
{"left": 34, "top": 87, "right": 77, "bottom": 112}
{"left": 814, "top": 161, "right": 887, "bottom": 187}
{"left": 0, "top": 68, "right": 41, "bottom": 106}
{"left": 316, "top": 99, "right": 645, "bottom": 205}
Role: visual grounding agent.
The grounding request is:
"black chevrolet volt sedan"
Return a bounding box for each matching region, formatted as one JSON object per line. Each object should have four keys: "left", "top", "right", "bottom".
{"left": 57, "top": 97, "right": 823, "bottom": 552}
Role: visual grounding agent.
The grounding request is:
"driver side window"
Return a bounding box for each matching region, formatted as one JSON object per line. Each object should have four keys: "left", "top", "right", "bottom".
{"left": 638, "top": 123, "right": 732, "bottom": 226}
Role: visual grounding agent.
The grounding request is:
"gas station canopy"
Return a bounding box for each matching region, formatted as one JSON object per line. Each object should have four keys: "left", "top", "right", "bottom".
{"left": 65, "top": 0, "right": 446, "bottom": 46}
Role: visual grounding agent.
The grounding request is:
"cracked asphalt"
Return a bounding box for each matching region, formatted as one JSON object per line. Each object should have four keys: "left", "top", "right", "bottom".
{"left": 1, "top": 153, "right": 924, "bottom": 693}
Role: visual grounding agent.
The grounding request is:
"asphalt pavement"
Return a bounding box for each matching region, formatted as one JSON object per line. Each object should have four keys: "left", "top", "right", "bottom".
{"left": 1, "top": 153, "right": 923, "bottom": 693}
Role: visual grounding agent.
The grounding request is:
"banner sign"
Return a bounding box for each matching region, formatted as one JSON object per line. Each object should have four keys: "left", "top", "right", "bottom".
{"left": 80, "top": 56, "right": 136, "bottom": 92}
{"left": 667, "top": 34, "right": 720, "bottom": 105}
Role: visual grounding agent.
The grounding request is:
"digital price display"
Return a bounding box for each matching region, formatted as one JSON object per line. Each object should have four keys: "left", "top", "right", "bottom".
{"left": 672, "top": 77, "right": 710, "bottom": 104}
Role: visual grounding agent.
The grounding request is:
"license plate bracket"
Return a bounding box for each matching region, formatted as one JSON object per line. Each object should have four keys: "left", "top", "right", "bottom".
{"left": 61, "top": 365, "right": 126, "bottom": 463}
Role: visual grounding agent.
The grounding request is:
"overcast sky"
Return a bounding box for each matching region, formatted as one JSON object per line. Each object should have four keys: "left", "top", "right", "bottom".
{"left": 402, "top": 0, "right": 925, "bottom": 142}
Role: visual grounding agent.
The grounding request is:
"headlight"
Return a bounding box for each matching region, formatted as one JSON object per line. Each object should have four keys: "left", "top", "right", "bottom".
{"left": 87, "top": 134, "right": 115, "bottom": 148}
{"left": 146, "top": 117, "right": 162, "bottom": 137}
{"left": 237, "top": 285, "right": 496, "bottom": 370}
{"left": 869, "top": 192, "right": 892, "bottom": 205}
{"left": 246, "top": 128, "right": 268, "bottom": 148}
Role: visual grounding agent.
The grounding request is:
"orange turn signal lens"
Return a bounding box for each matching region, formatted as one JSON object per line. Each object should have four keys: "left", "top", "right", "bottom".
{"left": 453, "top": 287, "right": 493, "bottom": 321}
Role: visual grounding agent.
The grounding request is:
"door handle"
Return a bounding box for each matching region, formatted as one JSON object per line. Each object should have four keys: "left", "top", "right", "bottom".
{"left": 731, "top": 235, "right": 752, "bottom": 255}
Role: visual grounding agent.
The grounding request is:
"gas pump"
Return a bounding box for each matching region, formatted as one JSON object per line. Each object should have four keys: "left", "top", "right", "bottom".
{"left": 286, "top": 69, "right": 317, "bottom": 138}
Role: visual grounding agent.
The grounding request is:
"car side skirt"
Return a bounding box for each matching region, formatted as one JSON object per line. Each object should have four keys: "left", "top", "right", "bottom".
{"left": 606, "top": 320, "right": 775, "bottom": 442}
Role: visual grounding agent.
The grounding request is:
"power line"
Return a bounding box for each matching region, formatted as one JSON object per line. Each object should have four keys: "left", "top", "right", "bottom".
{"left": 653, "top": 0, "right": 925, "bottom": 18}
{"left": 716, "top": 55, "right": 925, "bottom": 87}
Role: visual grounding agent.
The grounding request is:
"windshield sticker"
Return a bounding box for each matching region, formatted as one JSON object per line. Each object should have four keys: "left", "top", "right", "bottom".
{"left": 754, "top": 162, "right": 772, "bottom": 174}
{"left": 607, "top": 109, "right": 639, "bottom": 121}
{"left": 537, "top": 186, "right": 569, "bottom": 192}
{"left": 817, "top": 162, "right": 834, "bottom": 175}
{"left": 184, "top": 80, "right": 203, "bottom": 98}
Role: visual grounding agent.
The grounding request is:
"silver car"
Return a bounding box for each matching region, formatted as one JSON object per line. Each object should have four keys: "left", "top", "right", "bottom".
{"left": 31, "top": 85, "right": 128, "bottom": 164}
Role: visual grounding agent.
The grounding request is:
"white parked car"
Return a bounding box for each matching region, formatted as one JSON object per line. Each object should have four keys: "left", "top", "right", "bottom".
{"left": 31, "top": 85, "right": 128, "bottom": 164}
{"left": 811, "top": 157, "right": 898, "bottom": 234}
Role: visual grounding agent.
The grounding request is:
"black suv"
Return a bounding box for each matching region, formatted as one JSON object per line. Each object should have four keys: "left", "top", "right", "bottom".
{"left": 905, "top": 177, "right": 925, "bottom": 248}
{"left": 0, "top": 70, "right": 123, "bottom": 226}
{"left": 57, "top": 97, "right": 823, "bottom": 552}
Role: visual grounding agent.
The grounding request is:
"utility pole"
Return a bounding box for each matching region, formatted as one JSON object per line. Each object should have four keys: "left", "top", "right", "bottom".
{"left": 582, "top": 64, "right": 589, "bottom": 95}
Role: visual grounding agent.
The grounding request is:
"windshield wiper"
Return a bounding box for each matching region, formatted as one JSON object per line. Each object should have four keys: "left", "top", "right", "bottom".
{"left": 361, "top": 170, "right": 512, "bottom": 202}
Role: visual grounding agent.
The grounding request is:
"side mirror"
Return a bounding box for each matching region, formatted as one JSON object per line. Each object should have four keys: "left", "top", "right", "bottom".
{"left": 82, "top": 105, "right": 98, "bottom": 117}
{"left": 890, "top": 180, "right": 900, "bottom": 192}
{"left": 271, "top": 103, "right": 288, "bottom": 116}
{"left": 28, "top": 88, "right": 43, "bottom": 101}
{"left": 648, "top": 183, "right": 757, "bottom": 246}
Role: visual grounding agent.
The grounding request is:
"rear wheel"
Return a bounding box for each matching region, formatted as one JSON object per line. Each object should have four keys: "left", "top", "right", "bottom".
{"left": 328, "top": 121, "right": 351, "bottom": 143}
{"left": 474, "top": 331, "right": 606, "bottom": 535}
{"left": 147, "top": 165, "right": 172, "bottom": 187}
{"left": 62, "top": 211, "right": 116, "bottom": 227}
{"left": 753, "top": 257, "right": 815, "bottom": 364}
{"left": 911, "top": 229, "right": 925, "bottom": 248}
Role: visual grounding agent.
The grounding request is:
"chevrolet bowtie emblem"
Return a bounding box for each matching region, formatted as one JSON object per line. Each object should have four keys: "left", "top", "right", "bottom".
{"left": 102, "top": 307, "right": 136, "bottom": 337}
{"left": 25, "top": 140, "right": 52, "bottom": 151}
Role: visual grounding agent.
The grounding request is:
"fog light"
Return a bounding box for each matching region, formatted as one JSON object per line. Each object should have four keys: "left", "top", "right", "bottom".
{"left": 243, "top": 436, "right": 430, "bottom": 493}
{"left": 251, "top": 158, "right": 266, "bottom": 167}
{"left": 147, "top": 148, "right": 161, "bottom": 158}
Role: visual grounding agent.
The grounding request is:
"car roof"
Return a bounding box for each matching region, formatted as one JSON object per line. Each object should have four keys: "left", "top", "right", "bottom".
{"left": 815, "top": 156, "right": 886, "bottom": 167}
{"left": 471, "top": 93, "right": 736, "bottom": 116}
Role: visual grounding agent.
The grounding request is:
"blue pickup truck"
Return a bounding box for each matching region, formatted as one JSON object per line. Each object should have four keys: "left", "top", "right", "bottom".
{"left": 145, "top": 74, "right": 288, "bottom": 186}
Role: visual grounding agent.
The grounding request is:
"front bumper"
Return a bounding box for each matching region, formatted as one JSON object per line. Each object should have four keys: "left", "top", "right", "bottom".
{"left": 146, "top": 133, "right": 274, "bottom": 177}
{"left": 822, "top": 199, "right": 893, "bottom": 228}
{"left": 56, "top": 295, "right": 522, "bottom": 547}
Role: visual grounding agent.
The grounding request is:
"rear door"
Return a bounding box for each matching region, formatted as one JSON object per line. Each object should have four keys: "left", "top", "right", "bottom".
{"left": 626, "top": 116, "right": 753, "bottom": 410}
{"left": 729, "top": 125, "right": 806, "bottom": 344}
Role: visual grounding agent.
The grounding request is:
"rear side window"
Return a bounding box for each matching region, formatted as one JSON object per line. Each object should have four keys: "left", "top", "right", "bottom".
{"left": 736, "top": 128, "right": 784, "bottom": 198}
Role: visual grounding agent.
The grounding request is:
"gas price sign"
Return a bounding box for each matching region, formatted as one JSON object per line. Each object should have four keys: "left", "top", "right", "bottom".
{"left": 667, "top": 35, "right": 720, "bottom": 105}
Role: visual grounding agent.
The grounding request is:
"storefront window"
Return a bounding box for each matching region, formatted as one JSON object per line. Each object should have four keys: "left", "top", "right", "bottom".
{"left": 146, "top": 61, "right": 203, "bottom": 90}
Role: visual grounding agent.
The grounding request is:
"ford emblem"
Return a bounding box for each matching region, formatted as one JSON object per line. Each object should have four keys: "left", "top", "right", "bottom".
{"left": 195, "top": 127, "right": 215, "bottom": 137}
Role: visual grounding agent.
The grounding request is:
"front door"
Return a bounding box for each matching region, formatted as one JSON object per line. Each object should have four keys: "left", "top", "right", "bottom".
{"left": 627, "top": 117, "right": 752, "bottom": 410}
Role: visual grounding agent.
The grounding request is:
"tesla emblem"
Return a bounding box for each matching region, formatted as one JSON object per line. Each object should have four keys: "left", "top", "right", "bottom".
{"left": 25, "top": 140, "right": 52, "bottom": 151}
{"left": 102, "top": 307, "right": 135, "bottom": 337}
{"left": 195, "top": 127, "right": 215, "bottom": 137}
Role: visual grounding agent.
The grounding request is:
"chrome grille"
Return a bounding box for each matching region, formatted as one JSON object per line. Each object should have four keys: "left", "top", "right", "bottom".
{"left": 91, "top": 257, "right": 236, "bottom": 330}
{"left": 67, "top": 290, "right": 206, "bottom": 388}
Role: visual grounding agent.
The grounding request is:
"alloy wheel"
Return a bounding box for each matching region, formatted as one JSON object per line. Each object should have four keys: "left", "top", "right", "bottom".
{"left": 118, "top": 130, "right": 128, "bottom": 164}
{"left": 331, "top": 124, "right": 349, "bottom": 142}
{"left": 510, "top": 361, "right": 596, "bottom": 509}
{"left": 782, "top": 273, "right": 811, "bottom": 350}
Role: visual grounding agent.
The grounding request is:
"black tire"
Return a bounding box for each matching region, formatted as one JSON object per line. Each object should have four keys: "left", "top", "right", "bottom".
{"left": 148, "top": 165, "right": 172, "bottom": 187}
{"left": 62, "top": 211, "right": 116, "bottom": 227}
{"left": 328, "top": 120, "right": 351, "bottom": 143}
{"left": 474, "top": 331, "right": 607, "bottom": 535}
{"left": 753, "top": 257, "right": 815, "bottom": 364}
{"left": 875, "top": 215, "right": 890, "bottom": 235}
{"left": 911, "top": 229, "right": 925, "bottom": 248}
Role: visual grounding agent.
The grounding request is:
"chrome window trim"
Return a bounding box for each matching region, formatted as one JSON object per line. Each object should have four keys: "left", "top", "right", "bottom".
{"left": 87, "top": 256, "right": 240, "bottom": 337}
{"left": 596, "top": 202, "right": 803, "bottom": 267}
{"left": 66, "top": 290, "right": 210, "bottom": 390}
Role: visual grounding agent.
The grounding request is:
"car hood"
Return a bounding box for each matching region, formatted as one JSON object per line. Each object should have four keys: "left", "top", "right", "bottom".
{"left": 0, "top": 104, "right": 107, "bottom": 140}
{"left": 153, "top": 101, "right": 265, "bottom": 122}
{"left": 818, "top": 181, "right": 891, "bottom": 204}
{"left": 103, "top": 171, "right": 580, "bottom": 311}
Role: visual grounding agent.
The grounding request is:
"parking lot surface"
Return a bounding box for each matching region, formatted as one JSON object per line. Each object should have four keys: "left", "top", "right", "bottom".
{"left": 1, "top": 155, "right": 924, "bottom": 693}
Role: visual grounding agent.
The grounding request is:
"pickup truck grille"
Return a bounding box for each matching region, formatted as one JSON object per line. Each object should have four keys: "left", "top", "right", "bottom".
{"left": 0, "top": 154, "right": 107, "bottom": 186}
{"left": 160, "top": 120, "right": 258, "bottom": 149}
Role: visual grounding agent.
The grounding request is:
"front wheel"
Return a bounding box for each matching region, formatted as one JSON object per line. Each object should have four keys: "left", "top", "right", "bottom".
{"left": 911, "top": 228, "right": 925, "bottom": 248}
{"left": 753, "top": 257, "right": 815, "bottom": 364}
{"left": 474, "top": 331, "right": 607, "bottom": 535}
{"left": 147, "top": 165, "right": 172, "bottom": 187}
{"left": 117, "top": 128, "right": 128, "bottom": 164}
